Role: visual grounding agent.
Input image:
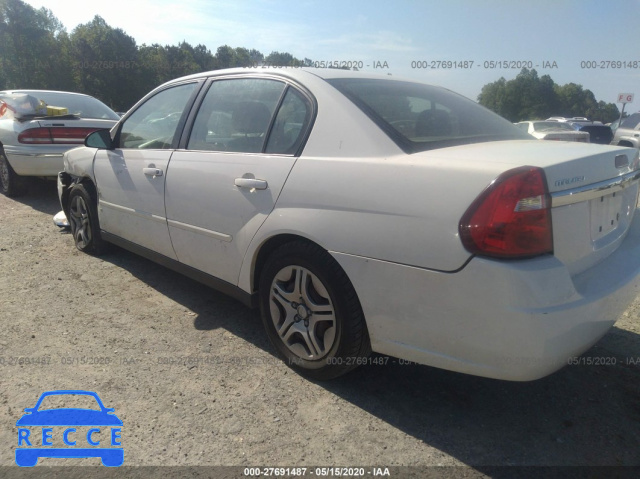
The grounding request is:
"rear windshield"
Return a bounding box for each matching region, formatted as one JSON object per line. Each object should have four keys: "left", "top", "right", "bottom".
{"left": 0, "top": 91, "right": 118, "bottom": 120}
{"left": 326, "top": 78, "right": 530, "bottom": 153}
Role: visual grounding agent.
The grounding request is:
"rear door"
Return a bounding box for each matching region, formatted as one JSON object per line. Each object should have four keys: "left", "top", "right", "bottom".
{"left": 165, "top": 77, "right": 313, "bottom": 284}
{"left": 94, "top": 81, "right": 201, "bottom": 258}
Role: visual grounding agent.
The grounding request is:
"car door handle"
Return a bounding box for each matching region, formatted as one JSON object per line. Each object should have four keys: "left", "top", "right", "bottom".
{"left": 234, "top": 178, "right": 268, "bottom": 190}
{"left": 143, "top": 168, "right": 163, "bottom": 177}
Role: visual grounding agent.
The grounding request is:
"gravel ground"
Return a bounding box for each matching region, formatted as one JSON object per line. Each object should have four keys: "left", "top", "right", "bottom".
{"left": 1, "top": 181, "right": 639, "bottom": 477}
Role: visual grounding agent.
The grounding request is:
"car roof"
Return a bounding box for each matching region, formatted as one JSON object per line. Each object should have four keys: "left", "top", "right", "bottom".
{"left": 155, "top": 67, "right": 430, "bottom": 90}
{"left": 0, "top": 89, "right": 94, "bottom": 98}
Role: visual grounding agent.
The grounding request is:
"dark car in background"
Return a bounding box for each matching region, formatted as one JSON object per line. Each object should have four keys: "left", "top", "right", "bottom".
{"left": 546, "top": 117, "right": 613, "bottom": 145}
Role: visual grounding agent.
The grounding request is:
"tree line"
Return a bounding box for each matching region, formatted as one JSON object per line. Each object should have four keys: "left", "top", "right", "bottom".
{"left": 477, "top": 68, "right": 620, "bottom": 123}
{"left": 0, "top": 0, "right": 311, "bottom": 111}
{"left": 1, "top": 0, "right": 622, "bottom": 121}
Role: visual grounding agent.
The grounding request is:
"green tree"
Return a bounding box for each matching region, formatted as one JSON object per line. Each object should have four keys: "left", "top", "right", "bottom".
{"left": 265, "top": 51, "right": 303, "bottom": 67}
{"left": 479, "top": 68, "right": 619, "bottom": 123}
{"left": 0, "top": 0, "right": 319, "bottom": 111}
{"left": 478, "top": 77, "right": 509, "bottom": 118}
{"left": 70, "top": 15, "right": 139, "bottom": 110}
{"left": 0, "top": 0, "right": 72, "bottom": 89}
{"left": 192, "top": 44, "right": 216, "bottom": 71}
{"left": 215, "top": 45, "right": 235, "bottom": 69}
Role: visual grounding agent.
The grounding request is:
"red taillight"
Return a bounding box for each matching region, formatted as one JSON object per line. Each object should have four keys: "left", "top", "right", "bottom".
{"left": 18, "top": 128, "right": 53, "bottom": 144}
{"left": 459, "top": 166, "right": 553, "bottom": 258}
{"left": 18, "top": 127, "right": 99, "bottom": 144}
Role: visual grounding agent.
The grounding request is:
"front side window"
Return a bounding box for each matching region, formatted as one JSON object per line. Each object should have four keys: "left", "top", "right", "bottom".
{"left": 188, "top": 78, "right": 286, "bottom": 153}
{"left": 327, "top": 78, "right": 530, "bottom": 153}
{"left": 119, "top": 82, "right": 197, "bottom": 149}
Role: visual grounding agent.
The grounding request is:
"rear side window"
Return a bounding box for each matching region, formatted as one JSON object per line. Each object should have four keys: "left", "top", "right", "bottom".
{"left": 265, "top": 87, "right": 312, "bottom": 155}
{"left": 188, "top": 78, "right": 286, "bottom": 153}
{"left": 327, "top": 78, "right": 530, "bottom": 153}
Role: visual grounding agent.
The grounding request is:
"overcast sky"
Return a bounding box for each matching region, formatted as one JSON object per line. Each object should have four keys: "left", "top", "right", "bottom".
{"left": 22, "top": 0, "right": 640, "bottom": 107}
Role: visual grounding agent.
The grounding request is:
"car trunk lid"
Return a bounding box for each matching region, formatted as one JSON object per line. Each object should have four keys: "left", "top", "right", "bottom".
{"left": 420, "top": 140, "right": 639, "bottom": 273}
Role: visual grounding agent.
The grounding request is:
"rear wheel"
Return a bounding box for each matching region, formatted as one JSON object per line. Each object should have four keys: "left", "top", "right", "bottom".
{"left": 0, "top": 150, "right": 29, "bottom": 197}
{"left": 259, "top": 241, "right": 370, "bottom": 380}
{"left": 68, "top": 183, "right": 108, "bottom": 255}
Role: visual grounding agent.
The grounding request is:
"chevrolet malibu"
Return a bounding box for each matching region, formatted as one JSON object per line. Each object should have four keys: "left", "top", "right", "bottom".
{"left": 58, "top": 68, "right": 640, "bottom": 381}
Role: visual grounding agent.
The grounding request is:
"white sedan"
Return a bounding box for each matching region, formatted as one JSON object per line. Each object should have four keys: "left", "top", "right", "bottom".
{"left": 515, "top": 120, "right": 590, "bottom": 142}
{"left": 57, "top": 68, "right": 640, "bottom": 381}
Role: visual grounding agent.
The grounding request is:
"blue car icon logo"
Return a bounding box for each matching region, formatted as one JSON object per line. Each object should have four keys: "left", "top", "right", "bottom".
{"left": 15, "top": 390, "right": 123, "bottom": 467}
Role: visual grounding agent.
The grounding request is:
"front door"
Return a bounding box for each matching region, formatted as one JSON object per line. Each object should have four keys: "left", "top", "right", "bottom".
{"left": 94, "top": 82, "right": 199, "bottom": 258}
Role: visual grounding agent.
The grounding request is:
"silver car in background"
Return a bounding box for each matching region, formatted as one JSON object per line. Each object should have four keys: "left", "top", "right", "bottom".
{"left": 611, "top": 112, "right": 640, "bottom": 149}
{"left": 0, "top": 90, "right": 118, "bottom": 196}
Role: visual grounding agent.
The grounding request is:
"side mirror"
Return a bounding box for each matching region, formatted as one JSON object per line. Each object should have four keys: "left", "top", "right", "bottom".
{"left": 85, "top": 129, "right": 114, "bottom": 149}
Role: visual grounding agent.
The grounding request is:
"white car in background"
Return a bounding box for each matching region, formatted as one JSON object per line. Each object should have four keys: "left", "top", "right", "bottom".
{"left": 57, "top": 68, "right": 640, "bottom": 381}
{"left": 515, "top": 120, "right": 590, "bottom": 142}
{"left": 0, "top": 90, "right": 119, "bottom": 196}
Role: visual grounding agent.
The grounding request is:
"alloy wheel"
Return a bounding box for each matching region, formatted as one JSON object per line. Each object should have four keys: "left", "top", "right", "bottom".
{"left": 269, "top": 265, "right": 337, "bottom": 360}
{"left": 69, "top": 194, "right": 92, "bottom": 249}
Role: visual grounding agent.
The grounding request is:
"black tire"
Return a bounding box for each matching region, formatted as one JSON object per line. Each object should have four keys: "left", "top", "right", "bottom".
{"left": 259, "top": 241, "right": 371, "bottom": 380}
{"left": 68, "top": 183, "right": 108, "bottom": 255}
{"left": 0, "top": 149, "right": 29, "bottom": 197}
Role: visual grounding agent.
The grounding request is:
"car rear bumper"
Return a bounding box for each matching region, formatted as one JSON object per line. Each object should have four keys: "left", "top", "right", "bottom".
{"left": 3, "top": 145, "right": 67, "bottom": 176}
{"left": 331, "top": 211, "right": 640, "bottom": 381}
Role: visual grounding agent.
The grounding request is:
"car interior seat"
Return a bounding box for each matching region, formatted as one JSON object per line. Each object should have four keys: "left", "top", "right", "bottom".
{"left": 226, "top": 101, "right": 272, "bottom": 152}
{"left": 415, "top": 109, "right": 453, "bottom": 137}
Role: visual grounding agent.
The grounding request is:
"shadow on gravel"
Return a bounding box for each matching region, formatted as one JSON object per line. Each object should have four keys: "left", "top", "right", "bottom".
{"left": 96, "top": 244, "right": 640, "bottom": 471}
{"left": 324, "top": 338, "right": 640, "bottom": 470}
{"left": 7, "top": 178, "right": 61, "bottom": 215}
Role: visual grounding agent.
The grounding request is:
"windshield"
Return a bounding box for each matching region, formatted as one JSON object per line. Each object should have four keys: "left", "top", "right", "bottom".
{"left": 533, "top": 121, "right": 575, "bottom": 132}
{"left": 326, "top": 78, "right": 530, "bottom": 153}
{"left": 0, "top": 91, "right": 119, "bottom": 120}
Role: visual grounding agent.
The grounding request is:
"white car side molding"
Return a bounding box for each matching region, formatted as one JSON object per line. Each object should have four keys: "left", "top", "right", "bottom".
{"left": 167, "top": 219, "right": 233, "bottom": 243}
{"left": 99, "top": 200, "right": 167, "bottom": 224}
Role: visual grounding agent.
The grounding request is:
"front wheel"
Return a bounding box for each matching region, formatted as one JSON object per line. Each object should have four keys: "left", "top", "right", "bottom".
{"left": 68, "top": 183, "right": 108, "bottom": 255}
{"left": 259, "top": 241, "right": 371, "bottom": 380}
{"left": 0, "top": 150, "right": 29, "bottom": 197}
